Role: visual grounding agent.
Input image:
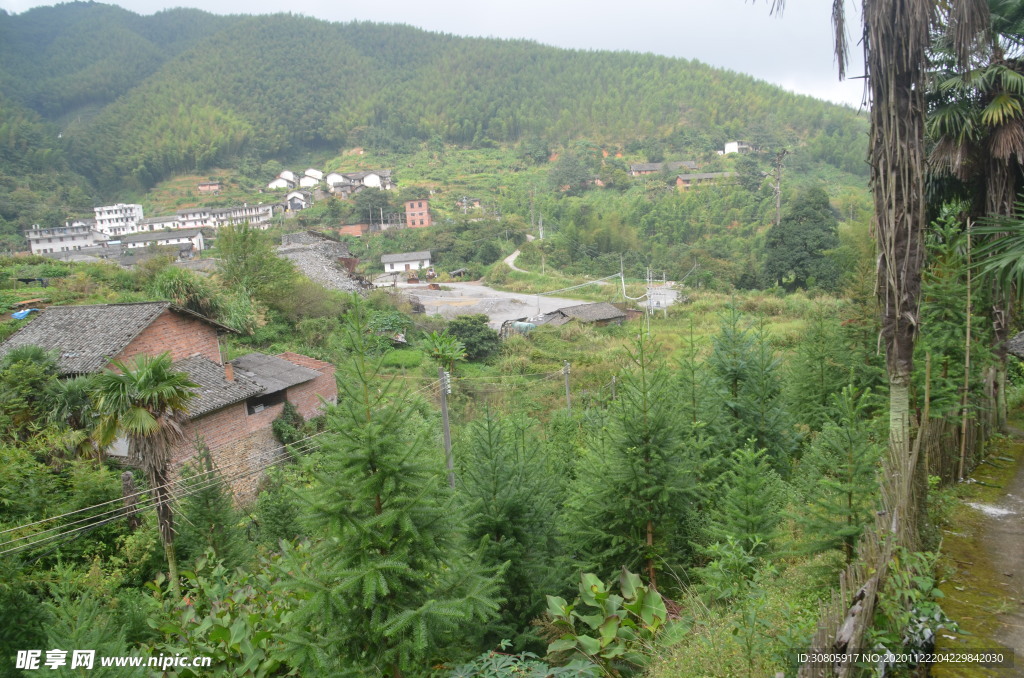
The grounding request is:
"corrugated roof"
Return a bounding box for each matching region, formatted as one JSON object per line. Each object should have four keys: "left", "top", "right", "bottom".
{"left": 230, "top": 353, "right": 321, "bottom": 393}
{"left": 0, "top": 302, "right": 235, "bottom": 375}
{"left": 173, "top": 355, "right": 264, "bottom": 418}
{"left": 381, "top": 251, "right": 431, "bottom": 264}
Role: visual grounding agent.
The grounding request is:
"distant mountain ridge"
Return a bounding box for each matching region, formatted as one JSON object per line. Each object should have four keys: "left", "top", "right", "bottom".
{"left": 0, "top": 3, "right": 867, "bottom": 195}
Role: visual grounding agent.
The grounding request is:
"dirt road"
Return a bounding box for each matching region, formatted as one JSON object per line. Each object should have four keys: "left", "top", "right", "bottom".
{"left": 388, "top": 281, "right": 587, "bottom": 328}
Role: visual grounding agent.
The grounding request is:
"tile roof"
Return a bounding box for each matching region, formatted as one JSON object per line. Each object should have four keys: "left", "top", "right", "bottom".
{"left": 540, "top": 302, "right": 627, "bottom": 326}
{"left": 0, "top": 302, "right": 170, "bottom": 374}
{"left": 173, "top": 355, "right": 264, "bottom": 418}
{"left": 121, "top": 228, "right": 202, "bottom": 244}
{"left": 230, "top": 353, "right": 321, "bottom": 393}
{"left": 381, "top": 251, "right": 431, "bottom": 264}
{"left": 558, "top": 302, "right": 627, "bottom": 321}
{"left": 0, "top": 302, "right": 235, "bottom": 375}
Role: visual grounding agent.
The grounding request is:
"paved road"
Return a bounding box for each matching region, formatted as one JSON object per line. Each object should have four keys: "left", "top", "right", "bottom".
{"left": 502, "top": 233, "right": 535, "bottom": 273}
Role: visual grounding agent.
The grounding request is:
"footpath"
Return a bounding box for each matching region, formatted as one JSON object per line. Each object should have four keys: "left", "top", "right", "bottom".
{"left": 933, "top": 426, "right": 1024, "bottom": 677}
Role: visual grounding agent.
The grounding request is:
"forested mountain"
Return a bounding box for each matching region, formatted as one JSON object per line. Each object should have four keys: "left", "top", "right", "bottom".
{"left": 0, "top": 2, "right": 867, "bottom": 196}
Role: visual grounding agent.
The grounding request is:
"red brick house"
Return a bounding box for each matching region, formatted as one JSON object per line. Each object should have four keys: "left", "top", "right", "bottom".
{"left": 0, "top": 301, "right": 337, "bottom": 500}
{"left": 404, "top": 199, "right": 431, "bottom": 228}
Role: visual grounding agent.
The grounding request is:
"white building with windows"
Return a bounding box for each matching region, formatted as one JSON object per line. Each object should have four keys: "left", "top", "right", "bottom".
{"left": 94, "top": 204, "right": 144, "bottom": 237}
{"left": 381, "top": 250, "right": 431, "bottom": 274}
{"left": 25, "top": 222, "right": 109, "bottom": 255}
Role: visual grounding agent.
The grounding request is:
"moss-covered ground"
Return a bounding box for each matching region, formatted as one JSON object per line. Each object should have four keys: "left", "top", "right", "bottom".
{"left": 933, "top": 423, "right": 1024, "bottom": 677}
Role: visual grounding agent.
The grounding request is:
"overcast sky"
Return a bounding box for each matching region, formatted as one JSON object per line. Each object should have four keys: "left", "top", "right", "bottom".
{"left": 1, "top": 0, "right": 867, "bottom": 108}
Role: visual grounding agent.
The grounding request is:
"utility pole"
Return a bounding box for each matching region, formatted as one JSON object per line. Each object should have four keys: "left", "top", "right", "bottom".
{"left": 563, "top": 361, "right": 572, "bottom": 414}
{"left": 772, "top": 149, "right": 789, "bottom": 227}
{"left": 439, "top": 368, "right": 454, "bottom": 488}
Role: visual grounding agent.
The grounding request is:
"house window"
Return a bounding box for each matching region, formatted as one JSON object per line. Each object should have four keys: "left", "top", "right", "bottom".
{"left": 246, "top": 390, "right": 286, "bottom": 415}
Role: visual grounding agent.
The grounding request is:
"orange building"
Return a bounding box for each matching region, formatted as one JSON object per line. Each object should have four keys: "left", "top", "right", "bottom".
{"left": 405, "top": 199, "right": 432, "bottom": 228}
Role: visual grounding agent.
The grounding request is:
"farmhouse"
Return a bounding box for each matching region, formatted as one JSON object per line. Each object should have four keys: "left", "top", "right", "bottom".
{"left": 381, "top": 250, "right": 431, "bottom": 274}
{"left": 404, "top": 199, "right": 431, "bottom": 228}
{"left": 0, "top": 302, "right": 336, "bottom": 500}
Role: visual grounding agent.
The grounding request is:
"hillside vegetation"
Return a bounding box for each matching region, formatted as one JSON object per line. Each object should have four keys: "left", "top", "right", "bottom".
{"left": 0, "top": 3, "right": 867, "bottom": 249}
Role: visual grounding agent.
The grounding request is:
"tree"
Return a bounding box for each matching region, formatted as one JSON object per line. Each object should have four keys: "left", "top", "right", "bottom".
{"left": 795, "top": 387, "right": 882, "bottom": 563}
{"left": 92, "top": 353, "right": 197, "bottom": 598}
{"left": 282, "top": 300, "right": 500, "bottom": 676}
{"left": 706, "top": 442, "right": 783, "bottom": 560}
{"left": 929, "top": 0, "right": 1024, "bottom": 427}
{"left": 564, "top": 336, "right": 696, "bottom": 589}
{"left": 352, "top": 187, "right": 392, "bottom": 224}
{"left": 763, "top": 0, "right": 989, "bottom": 540}
{"left": 420, "top": 330, "right": 467, "bottom": 373}
{"left": 762, "top": 186, "right": 841, "bottom": 290}
{"left": 175, "top": 442, "right": 252, "bottom": 570}
{"left": 446, "top": 315, "right": 500, "bottom": 362}
{"left": 214, "top": 222, "right": 296, "bottom": 303}
{"left": 457, "top": 412, "right": 564, "bottom": 651}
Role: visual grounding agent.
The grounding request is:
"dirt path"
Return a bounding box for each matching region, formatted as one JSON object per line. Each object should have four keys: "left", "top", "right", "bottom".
{"left": 502, "top": 233, "right": 534, "bottom": 273}
{"left": 934, "top": 430, "right": 1024, "bottom": 677}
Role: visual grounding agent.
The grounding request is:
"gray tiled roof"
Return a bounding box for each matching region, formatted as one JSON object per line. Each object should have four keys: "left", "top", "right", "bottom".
{"left": 0, "top": 302, "right": 170, "bottom": 374}
{"left": 0, "top": 302, "right": 235, "bottom": 375}
{"left": 230, "top": 353, "right": 321, "bottom": 393}
{"left": 173, "top": 355, "right": 264, "bottom": 418}
{"left": 381, "top": 251, "right": 431, "bottom": 264}
{"left": 556, "top": 302, "right": 627, "bottom": 322}
{"left": 121, "top": 228, "right": 202, "bottom": 244}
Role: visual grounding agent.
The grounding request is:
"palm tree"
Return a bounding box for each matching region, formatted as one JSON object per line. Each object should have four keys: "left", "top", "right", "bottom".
{"left": 763, "top": 0, "right": 988, "bottom": 510}
{"left": 928, "top": 0, "right": 1024, "bottom": 427}
{"left": 92, "top": 353, "right": 197, "bottom": 597}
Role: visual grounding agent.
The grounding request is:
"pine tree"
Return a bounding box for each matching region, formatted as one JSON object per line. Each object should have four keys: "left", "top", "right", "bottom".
{"left": 706, "top": 441, "right": 783, "bottom": 560}
{"left": 708, "top": 308, "right": 798, "bottom": 474}
{"left": 175, "top": 441, "right": 252, "bottom": 569}
{"left": 564, "top": 335, "right": 697, "bottom": 589}
{"left": 456, "top": 412, "right": 564, "bottom": 651}
{"left": 785, "top": 307, "right": 852, "bottom": 432}
{"left": 283, "top": 300, "right": 501, "bottom": 676}
{"left": 794, "top": 386, "right": 882, "bottom": 563}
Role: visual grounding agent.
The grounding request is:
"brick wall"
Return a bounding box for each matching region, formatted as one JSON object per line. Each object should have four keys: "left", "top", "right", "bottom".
{"left": 171, "top": 423, "right": 283, "bottom": 505}
{"left": 117, "top": 309, "right": 221, "bottom": 365}
{"left": 278, "top": 351, "right": 337, "bottom": 418}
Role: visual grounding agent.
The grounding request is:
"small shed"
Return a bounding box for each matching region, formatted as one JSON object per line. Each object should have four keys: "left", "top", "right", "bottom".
{"left": 538, "top": 302, "right": 627, "bottom": 327}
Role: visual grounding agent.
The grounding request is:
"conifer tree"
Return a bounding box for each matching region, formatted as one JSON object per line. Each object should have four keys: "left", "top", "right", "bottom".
{"left": 708, "top": 308, "right": 798, "bottom": 474}
{"left": 456, "top": 412, "right": 564, "bottom": 651}
{"left": 564, "top": 336, "right": 696, "bottom": 589}
{"left": 283, "top": 299, "right": 500, "bottom": 676}
{"left": 785, "top": 308, "right": 852, "bottom": 432}
{"left": 175, "top": 442, "right": 252, "bottom": 569}
{"left": 795, "top": 387, "right": 882, "bottom": 563}
{"left": 706, "top": 441, "right": 783, "bottom": 560}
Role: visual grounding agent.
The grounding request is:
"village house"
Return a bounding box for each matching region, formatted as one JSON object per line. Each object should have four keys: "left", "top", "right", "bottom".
{"left": 326, "top": 169, "right": 395, "bottom": 196}
{"left": 628, "top": 161, "right": 698, "bottom": 176}
{"left": 25, "top": 222, "right": 109, "bottom": 255}
{"left": 0, "top": 302, "right": 337, "bottom": 500}
{"left": 676, "top": 172, "right": 735, "bottom": 191}
{"left": 267, "top": 177, "right": 295, "bottom": 190}
{"left": 381, "top": 250, "right": 431, "bottom": 274}
{"left": 723, "top": 141, "right": 754, "bottom": 155}
{"left": 404, "top": 199, "right": 431, "bottom": 228}
{"left": 94, "top": 204, "right": 145, "bottom": 237}
{"left": 177, "top": 204, "right": 273, "bottom": 230}
{"left": 537, "top": 302, "right": 627, "bottom": 327}
{"left": 120, "top": 228, "right": 205, "bottom": 257}
{"left": 197, "top": 181, "right": 221, "bottom": 194}
{"left": 285, "top": 191, "right": 311, "bottom": 211}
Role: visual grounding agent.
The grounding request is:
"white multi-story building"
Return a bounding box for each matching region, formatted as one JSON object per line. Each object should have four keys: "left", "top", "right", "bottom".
{"left": 177, "top": 204, "right": 273, "bottom": 230}
{"left": 94, "top": 204, "right": 144, "bottom": 237}
{"left": 25, "top": 221, "right": 109, "bottom": 255}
